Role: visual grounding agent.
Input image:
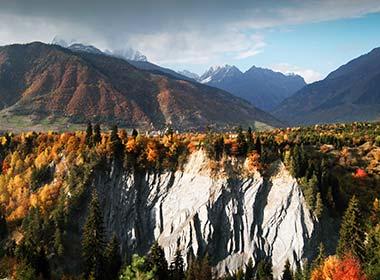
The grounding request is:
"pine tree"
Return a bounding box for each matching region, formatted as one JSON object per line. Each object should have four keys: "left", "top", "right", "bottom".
{"left": 364, "top": 224, "right": 380, "bottom": 280}
{"left": 0, "top": 211, "right": 7, "bottom": 240}
{"left": 170, "top": 249, "right": 185, "bottom": 280}
{"left": 110, "top": 125, "right": 124, "bottom": 161}
{"left": 199, "top": 255, "right": 212, "bottom": 280}
{"left": 246, "top": 127, "right": 254, "bottom": 153}
{"left": 93, "top": 124, "right": 101, "bottom": 144}
{"left": 314, "top": 192, "right": 324, "bottom": 219}
{"left": 82, "top": 190, "right": 106, "bottom": 279}
{"left": 255, "top": 136, "right": 262, "bottom": 156}
{"left": 336, "top": 195, "right": 365, "bottom": 261}
{"left": 236, "top": 126, "right": 247, "bottom": 156}
{"left": 147, "top": 241, "right": 169, "bottom": 280}
{"left": 312, "top": 243, "right": 326, "bottom": 268}
{"left": 86, "top": 121, "right": 93, "bottom": 146}
{"left": 281, "top": 259, "right": 293, "bottom": 280}
{"left": 104, "top": 234, "right": 122, "bottom": 280}
{"left": 256, "top": 258, "right": 273, "bottom": 280}
{"left": 53, "top": 226, "right": 64, "bottom": 256}
{"left": 245, "top": 258, "right": 254, "bottom": 280}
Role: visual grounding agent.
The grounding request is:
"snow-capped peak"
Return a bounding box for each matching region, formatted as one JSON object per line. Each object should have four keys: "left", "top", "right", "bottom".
{"left": 200, "top": 64, "right": 242, "bottom": 84}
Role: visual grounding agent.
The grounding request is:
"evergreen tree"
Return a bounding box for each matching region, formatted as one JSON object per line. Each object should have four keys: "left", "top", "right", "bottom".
{"left": 104, "top": 234, "right": 122, "bottom": 280}
{"left": 86, "top": 121, "right": 93, "bottom": 146}
{"left": 82, "top": 190, "right": 106, "bottom": 279}
{"left": 236, "top": 126, "right": 247, "bottom": 156}
{"left": 314, "top": 192, "right": 324, "bottom": 218}
{"left": 234, "top": 267, "right": 244, "bottom": 280}
{"left": 255, "top": 136, "right": 262, "bottom": 156}
{"left": 281, "top": 260, "right": 293, "bottom": 280}
{"left": 246, "top": 127, "right": 255, "bottom": 153}
{"left": 364, "top": 225, "right": 380, "bottom": 280}
{"left": 312, "top": 243, "right": 326, "bottom": 268}
{"left": 93, "top": 124, "right": 101, "bottom": 144}
{"left": 53, "top": 226, "right": 64, "bottom": 256}
{"left": 336, "top": 195, "right": 365, "bottom": 261}
{"left": 110, "top": 125, "right": 124, "bottom": 161}
{"left": 0, "top": 211, "right": 7, "bottom": 240}
{"left": 199, "top": 255, "right": 212, "bottom": 280}
{"left": 245, "top": 258, "right": 254, "bottom": 280}
{"left": 120, "top": 254, "right": 155, "bottom": 280}
{"left": 170, "top": 249, "right": 185, "bottom": 280}
{"left": 256, "top": 258, "right": 273, "bottom": 280}
{"left": 147, "top": 241, "right": 169, "bottom": 280}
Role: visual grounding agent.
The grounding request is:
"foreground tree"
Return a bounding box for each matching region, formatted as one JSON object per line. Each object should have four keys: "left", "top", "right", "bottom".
{"left": 282, "top": 259, "right": 293, "bottom": 280}
{"left": 82, "top": 190, "right": 106, "bottom": 279}
{"left": 336, "top": 196, "right": 365, "bottom": 261}
{"left": 104, "top": 234, "right": 122, "bottom": 280}
{"left": 120, "top": 254, "right": 155, "bottom": 280}
{"left": 170, "top": 249, "right": 185, "bottom": 280}
{"left": 256, "top": 258, "right": 273, "bottom": 280}
{"left": 147, "top": 241, "right": 169, "bottom": 280}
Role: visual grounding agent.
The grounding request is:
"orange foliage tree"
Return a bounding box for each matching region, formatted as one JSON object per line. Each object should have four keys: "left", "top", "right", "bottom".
{"left": 311, "top": 255, "right": 367, "bottom": 280}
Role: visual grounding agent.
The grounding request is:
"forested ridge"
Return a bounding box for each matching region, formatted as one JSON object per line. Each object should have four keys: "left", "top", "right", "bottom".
{"left": 0, "top": 122, "right": 379, "bottom": 279}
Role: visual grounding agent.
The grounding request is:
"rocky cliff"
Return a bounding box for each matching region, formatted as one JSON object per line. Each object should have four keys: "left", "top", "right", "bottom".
{"left": 90, "top": 150, "right": 317, "bottom": 278}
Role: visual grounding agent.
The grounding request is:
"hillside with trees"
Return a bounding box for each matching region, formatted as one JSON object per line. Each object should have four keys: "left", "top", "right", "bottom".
{"left": 0, "top": 122, "right": 378, "bottom": 279}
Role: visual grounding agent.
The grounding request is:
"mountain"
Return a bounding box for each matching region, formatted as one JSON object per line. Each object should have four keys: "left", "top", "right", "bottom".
{"left": 68, "top": 43, "right": 104, "bottom": 55}
{"left": 0, "top": 42, "right": 282, "bottom": 130}
{"left": 199, "top": 65, "right": 306, "bottom": 111}
{"left": 177, "top": 69, "right": 200, "bottom": 80}
{"left": 51, "top": 38, "right": 194, "bottom": 82}
{"left": 273, "top": 47, "right": 380, "bottom": 125}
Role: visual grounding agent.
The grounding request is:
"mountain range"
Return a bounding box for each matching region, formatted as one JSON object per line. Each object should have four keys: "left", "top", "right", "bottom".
{"left": 273, "top": 47, "right": 380, "bottom": 125}
{"left": 180, "top": 65, "right": 306, "bottom": 111}
{"left": 0, "top": 42, "right": 282, "bottom": 130}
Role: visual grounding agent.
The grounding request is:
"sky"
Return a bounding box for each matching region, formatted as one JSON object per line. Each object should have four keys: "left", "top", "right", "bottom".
{"left": 0, "top": 0, "right": 380, "bottom": 83}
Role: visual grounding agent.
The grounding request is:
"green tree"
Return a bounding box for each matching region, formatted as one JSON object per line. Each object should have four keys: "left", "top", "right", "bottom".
{"left": 82, "top": 190, "right": 106, "bottom": 279}
{"left": 170, "top": 249, "right": 185, "bottom": 280}
{"left": 93, "top": 124, "right": 101, "bottom": 144}
{"left": 15, "top": 260, "right": 37, "bottom": 280}
{"left": 120, "top": 254, "right": 155, "bottom": 280}
{"left": 336, "top": 195, "right": 365, "bottom": 261}
{"left": 104, "top": 234, "right": 122, "bottom": 280}
{"left": 256, "top": 258, "right": 273, "bottom": 280}
{"left": 0, "top": 211, "right": 7, "bottom": 240}
{"left": 86, "top": 121, "right": 93, "bottom": 146}
{"left": 110, "top": 125, "right": 124, "bottom": 161}
{"left": 236, "top": 126, "right": 247, "bottom": 156}
{"left": 147, "top": 241, "right": 168, "bottom": 280}
{"left": 245, "top": 258, "right": 254, "bottom": 280}
{"left": 364, "top": 225, "right": 380, "bottom": 280}
{"left": 53, "top": 226, "right": 64, "bottom": 256}
{"left": 281, "top": 259, "right": 293, "bottom": 280}
{"left": 312, "top": 243, "right": 326, "bottom": 268}
{"left": 314, "top": 192, "right": 324, "bottom": 219}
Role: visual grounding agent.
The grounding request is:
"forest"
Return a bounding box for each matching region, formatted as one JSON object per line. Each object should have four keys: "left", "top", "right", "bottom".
{"left": 0, "top": 122, "right": 379, "bottom": 279}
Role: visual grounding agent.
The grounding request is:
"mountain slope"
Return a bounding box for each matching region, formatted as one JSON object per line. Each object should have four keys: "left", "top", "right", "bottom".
{"left": 200, "top": 65, "right": 306, "bottom": 111}
{"left": 0, "top": 42, "right": 282, "bottom": 130}
{"left": 273, "top": 47, "right": 380, "bottom": 125}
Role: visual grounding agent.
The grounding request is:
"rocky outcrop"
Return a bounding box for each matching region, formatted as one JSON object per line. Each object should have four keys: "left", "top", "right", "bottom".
{"left": 94, "top": 150, "right": 317, "bottom": 279}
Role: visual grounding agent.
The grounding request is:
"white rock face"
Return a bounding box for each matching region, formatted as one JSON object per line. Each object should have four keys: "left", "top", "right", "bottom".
{"left": 96, "top": 150, "right": 316, "bottom": 279}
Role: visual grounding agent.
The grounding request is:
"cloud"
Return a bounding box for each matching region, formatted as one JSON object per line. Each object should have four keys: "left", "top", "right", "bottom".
{"left": 0, "top": 0, "right": 379, "bottom": 67}
{"left": 128, "top": 31, "right": 266, "bottom": 65}
{"left": 272, "top": 63, "right": 324, "bottom": 83}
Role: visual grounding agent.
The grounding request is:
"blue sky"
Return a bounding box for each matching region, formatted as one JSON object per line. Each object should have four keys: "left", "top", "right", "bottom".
{"left": 1, "top": 0, "right": 380, "bottom": 83}
{"left": 228, "top": 12, "right": 380, "bottom": 82}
